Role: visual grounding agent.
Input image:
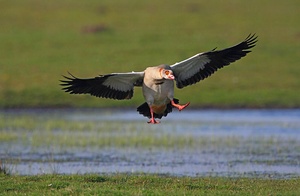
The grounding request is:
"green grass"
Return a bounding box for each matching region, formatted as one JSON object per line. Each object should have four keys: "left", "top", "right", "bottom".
{"left": 1, "top": 174, "right": 300, "bottom": 195}
{"left": 0, "top": 0, "right": 299, "bottom": 108}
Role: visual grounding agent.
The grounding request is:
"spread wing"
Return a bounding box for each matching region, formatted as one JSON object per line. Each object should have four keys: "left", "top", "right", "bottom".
{"left": 60, "top": 72, "right": 144, "bottom": 100}
{"left": 170, "top": 34, "right": 257, "bottom": 89}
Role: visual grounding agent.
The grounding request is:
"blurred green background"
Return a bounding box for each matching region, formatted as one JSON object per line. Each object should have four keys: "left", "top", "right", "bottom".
{"left": 0, "top": 0, "right": 299, "bottom": 108}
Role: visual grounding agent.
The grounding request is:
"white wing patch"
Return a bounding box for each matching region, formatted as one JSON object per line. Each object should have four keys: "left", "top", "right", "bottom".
{"left": 172, "top": 54, "right": 211, "bottom": 82}
{"left": 102, "top": 72, "right": 143, "bottom": 92}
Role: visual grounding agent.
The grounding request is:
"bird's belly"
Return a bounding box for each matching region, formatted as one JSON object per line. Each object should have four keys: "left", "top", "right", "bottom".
{"left": 152, "top": 96, "right": 169, "bottom": 106}
{"left": 152, "top": 85, "right": 171, "bottom": 103}
{"left": 151, "top": 104, "right": 167, "bottom": 114}
{"left": 151, "top": 88, "right": 170, "bottom": 114}
{"left": 143, "top": 80, "right": 174, "bottom": 105}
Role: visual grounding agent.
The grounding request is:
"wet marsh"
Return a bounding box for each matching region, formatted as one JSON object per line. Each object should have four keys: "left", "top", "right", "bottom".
{"left": 1, "top": 109, "right": 300, "bottom": 178}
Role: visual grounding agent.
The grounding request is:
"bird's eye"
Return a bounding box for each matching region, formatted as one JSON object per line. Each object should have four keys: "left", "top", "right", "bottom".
{"left": 165, "top": 70, "right": 170, "bottom": 75}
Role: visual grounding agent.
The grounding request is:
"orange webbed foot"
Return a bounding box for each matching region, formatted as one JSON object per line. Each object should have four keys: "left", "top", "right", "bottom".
{"left": 171, "top": 100, "right": 190, "bottom": 111}
{"left": 147, "top": 118, "right": 160, "bottom": 124}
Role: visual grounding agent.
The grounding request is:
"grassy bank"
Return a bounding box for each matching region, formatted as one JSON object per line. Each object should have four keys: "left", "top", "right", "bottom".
{"left": 0, "top": 0, "right": 299, "bottom": 108}
{"left": 1, "top": 174, "right": 300, "bottom": 195}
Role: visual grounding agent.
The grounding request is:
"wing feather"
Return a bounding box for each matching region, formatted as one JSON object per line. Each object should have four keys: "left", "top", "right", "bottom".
{"left": 60, "top": 72, "right": 144, "bottom": 100}
{"left": 171, "top": 34, "right": 258, "bottom": 88}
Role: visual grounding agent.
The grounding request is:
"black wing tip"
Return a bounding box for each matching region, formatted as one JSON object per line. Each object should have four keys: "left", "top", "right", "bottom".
{"left": 59, "top": 72, "right": 79, "bottom": 94}
{"left": 244, "top": 33, "right": 258, "bottom": 49}
{"left": 60, "top": 72, "right": 76, "bottom": 82}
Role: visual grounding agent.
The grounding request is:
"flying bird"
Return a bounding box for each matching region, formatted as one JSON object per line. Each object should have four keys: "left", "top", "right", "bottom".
{"left": 60, "top": 34, "right": 257, "bottom": 124}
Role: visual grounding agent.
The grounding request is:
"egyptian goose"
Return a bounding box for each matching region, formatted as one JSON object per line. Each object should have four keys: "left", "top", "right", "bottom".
{"left": 61, "top": 34, "right": 257, "bottom": 124}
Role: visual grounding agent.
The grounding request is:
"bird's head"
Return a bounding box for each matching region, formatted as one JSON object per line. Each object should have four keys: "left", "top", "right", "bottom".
{"left": 160, "top": 68, "right": 175, "bottom": 80}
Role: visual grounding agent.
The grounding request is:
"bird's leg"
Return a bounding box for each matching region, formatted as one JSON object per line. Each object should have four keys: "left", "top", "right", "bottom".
{"left": 147, "top": 106, "right": 160, "bottom": 124}
{"left": 171, "top": 100, "right": 190, "bottom": 111}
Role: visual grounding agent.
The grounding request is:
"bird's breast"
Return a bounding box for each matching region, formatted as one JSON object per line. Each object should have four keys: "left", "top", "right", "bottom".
{"left": 154, "top": 79, "right": 165, "bottom": 85}
{"left": 144, "top": 80, "right": 173, "bottom": 94}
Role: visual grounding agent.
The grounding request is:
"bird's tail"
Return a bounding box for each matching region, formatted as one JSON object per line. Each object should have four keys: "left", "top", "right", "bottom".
{"left": 136, "top": 98, "right": 179, "bottom": 119}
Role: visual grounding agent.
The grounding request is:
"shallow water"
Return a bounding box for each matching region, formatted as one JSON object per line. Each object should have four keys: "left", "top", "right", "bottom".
{"left": 1, "top": 108, "right": 300, "bottom": 178}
